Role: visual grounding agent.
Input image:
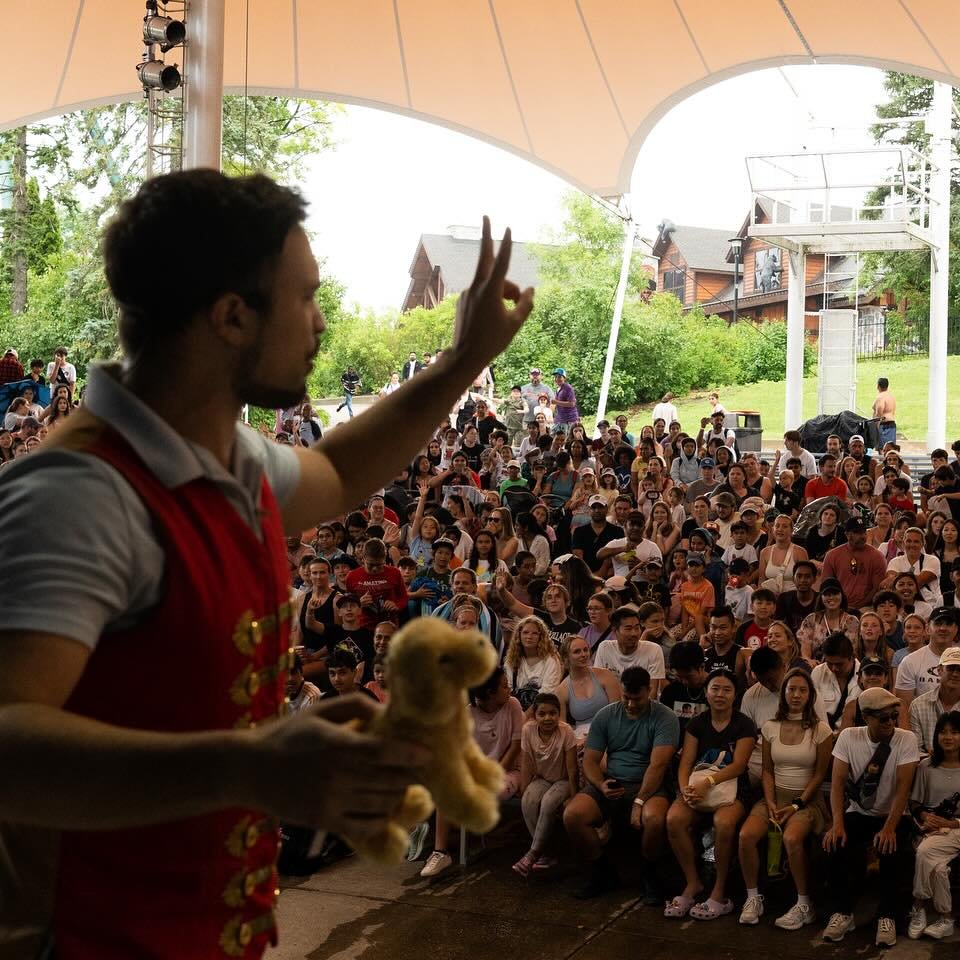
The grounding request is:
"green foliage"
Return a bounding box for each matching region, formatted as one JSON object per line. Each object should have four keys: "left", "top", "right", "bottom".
{"left": 861, "top": 72, "right": 960, "bottom": 349}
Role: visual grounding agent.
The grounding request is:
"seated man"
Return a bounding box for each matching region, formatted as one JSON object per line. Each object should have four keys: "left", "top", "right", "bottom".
{"left": 285, "top": 653, "right": 322, "bottom": 714}
{"left": 592, "top": 604, "right": 666, "bottom": 696}
{"left": 562, "top": 666, "right": 679, "bottom": 900}
{"left": 822, "top": 687, "right": 920, "bottom": 947}
{"left": 324, "top": 648, "right": 379, "bottom": 701}
{"left": 909, "top": 647, "right": 960, "bottom": 755}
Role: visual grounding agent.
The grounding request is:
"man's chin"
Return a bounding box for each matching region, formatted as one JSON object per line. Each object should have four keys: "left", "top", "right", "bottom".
{"left": 243, "top": 381, "right": 307, "bottom": 410}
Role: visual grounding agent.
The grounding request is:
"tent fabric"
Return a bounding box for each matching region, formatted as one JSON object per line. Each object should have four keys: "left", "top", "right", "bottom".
{"left": 2, "top": 1, "right": 958, "bottom": 197}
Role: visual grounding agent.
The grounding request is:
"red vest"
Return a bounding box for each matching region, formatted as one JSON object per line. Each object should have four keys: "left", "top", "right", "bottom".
{"left": 54, "top": 424, "right": 292, "bottom": 959}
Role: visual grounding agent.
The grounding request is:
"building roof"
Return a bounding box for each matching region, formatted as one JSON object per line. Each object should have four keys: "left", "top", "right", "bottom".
{"left": 654, "top": 224, "right": 734, "bottom": 274}
{"left": 412, "top": 230, "right": 546, "bottom": 297}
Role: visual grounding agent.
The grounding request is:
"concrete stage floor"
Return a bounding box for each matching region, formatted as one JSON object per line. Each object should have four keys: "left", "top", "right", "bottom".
{"left": 267, "top": 816, "right": 957, "bottom": 960}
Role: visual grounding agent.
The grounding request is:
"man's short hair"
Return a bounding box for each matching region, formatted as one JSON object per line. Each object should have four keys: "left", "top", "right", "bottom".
{"left": 452, "top": 567, "right": 478, "bottom": 583}
{"left": 872, "top": 589, "right": 902, "bottom": 608}
{"left": 749, "top": 645, "right": 781, "bottom": 676}
{"left": 669, "top": 641, "right": 705, "bottom": 671}
{"left": 514, "top": 550, "right": 535, "bottom": 568}
{"left": 793, "top": 559, "right": 817, "bottom": 576}
{"left": 363, "top": 537, "right": 386, "bottom": 559}
{"left": 878, "top": 377, "right": 889, "bottom": 390}
{"left": 822, "top": 632, "right": 854, "bottom": 660}
{"left": 329, "top": 648, "right": 358, "bottom": 671}
{"left": 432, "top": 538, "right": 455, "bottom": 555}
{"left": 818, "top": 453, "right": 836, "bottom": 466}
{"left": 103, "top": 171, "right": 308, "bottom": 354}
{"left": 620, "top": 666, "right": 651, "bottom": 694}
{"left": 710, "top": 605, "right": 736, "bottom": 625}
{"left": 783, "top": 430, "right": 801, "bottom": 444}
{"left": 752, "top": 588, "right": 777, "bottom": 605}
{"left": 610, "top": 605, "right": 642, "bottom": 630}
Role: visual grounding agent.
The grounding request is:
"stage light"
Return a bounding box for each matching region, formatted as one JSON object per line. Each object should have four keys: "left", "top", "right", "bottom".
{"left": 137, "top": 59, "right": 182, "bottom": 92}
{"left": 143, "top": 15, "right": 185, "bottom": 51}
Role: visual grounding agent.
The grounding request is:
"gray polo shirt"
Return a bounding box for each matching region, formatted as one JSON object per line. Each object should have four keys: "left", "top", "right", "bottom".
{"left": 0, "top": 364, "right": 300, "bottom": 650}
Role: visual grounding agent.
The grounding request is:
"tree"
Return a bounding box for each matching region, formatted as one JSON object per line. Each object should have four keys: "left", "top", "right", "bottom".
{"left": 861, "top": 72, "right": 960, "bottom": 351}
{"left": 0, "top": 96, "right": 343, "bottom": 377}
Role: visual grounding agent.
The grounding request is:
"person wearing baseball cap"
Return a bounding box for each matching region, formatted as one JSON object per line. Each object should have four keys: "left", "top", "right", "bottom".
{"left": 822, "top": 683, "right": 920, "bottom": 946}
{"left": 572, "top": 494, "right": 624, "bottom": 573}
{"left": 0, "top": 346, "right": 24, "bottom": 386}
{"left": 895, "top": 605, "right": 960, "bottom": 718}
{"left": 551, "top": 368, "right": 579, "bottom": 436}
{"left": 906, "top": 645, "right": 960, "bottom": 757}
{"left": 684, "top": 456, "right": 721, "bottom": 505}
{"left": 521, "top": 367, "right": 552, "bottom": 426}
{"left": 818, "top": 512, "right": 888, "bottom": 611}
{"left": 837, "top": 657, "right": 891, "bottom": 730}
{"left": 498, "top": 458, "right": 530, "bottom": 498}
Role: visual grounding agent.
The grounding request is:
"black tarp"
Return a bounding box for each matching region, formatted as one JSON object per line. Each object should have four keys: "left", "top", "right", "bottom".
{"left": 797, "top": 411, "right": 880, "bottom": 453}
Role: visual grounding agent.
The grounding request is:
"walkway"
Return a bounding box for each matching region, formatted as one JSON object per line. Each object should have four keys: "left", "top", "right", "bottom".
{"left": 267, "top": 817, "right": 955, "bottom": 960}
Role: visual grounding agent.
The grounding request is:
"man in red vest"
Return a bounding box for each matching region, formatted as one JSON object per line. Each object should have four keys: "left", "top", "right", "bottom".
{"left": 0, "top": 170, "right": 533, "bottom": 958}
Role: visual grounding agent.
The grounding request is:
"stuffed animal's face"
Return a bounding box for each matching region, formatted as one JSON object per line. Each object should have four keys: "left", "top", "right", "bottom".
{"left": 385, "top": 619, "right": 497, "bottom": 724}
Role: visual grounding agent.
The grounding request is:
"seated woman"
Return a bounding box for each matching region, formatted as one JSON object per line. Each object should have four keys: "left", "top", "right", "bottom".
{"left": 796, "top": 579, "right": 859, "bottom": 663}
{"left": 504, "top": 615, "right": 564, "bottom": 715}
{"left": 762, "top": 620, "right": 808, "bottom": 675}
{"left": 513, "top": 693, "right": 578, "bottom": 876}
{"left": 557, "top": 635, "right": 620, "bottom": 739}
{"left": 494, "top": 573, "right": 583, "bottom": 652}
{"left": 893, "top": 571, "right": 934, "bottom": 621}
{"left": 907, "top": 710, "right": 960, "bottom": 941}
{"left": 665, "top": 669, "right": 755, "bottom": 920}
{"left": 577, "top": 591, "right": 614, "bottom": 652}
{"left": 420, "top": 667, "right": 523, "bottom": 879}
{"left": 465, "top": 529, "right": 509, "bottom": 586}
{"left": 855, "top": 611, "right": 892, "bottom": 667}
{"left": 758, "top": 514, "right": 809, "bottom": 596}
{"left": 737, "top": 667, "right": 832, "bottom": 929}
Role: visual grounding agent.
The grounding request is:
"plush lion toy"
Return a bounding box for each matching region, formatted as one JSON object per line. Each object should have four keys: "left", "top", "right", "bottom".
{"left": 344, "top": 618, "right": 504, "bottom": 863}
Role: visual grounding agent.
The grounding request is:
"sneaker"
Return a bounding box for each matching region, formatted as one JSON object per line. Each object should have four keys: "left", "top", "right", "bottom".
{"left": 739, "top": 895, "right": 765, "bottom": 925}
{"left": 419, "top": 850, "right": 453, "bottom": 878}
{"left": 531, "top": 855, "right": 558, "bottom": 872}
{"left": 405, "top": 823, "right": 429, "bottom": 862}
{"left": 822, "top": 913, "right": 855, "bottom": 942}
{"left": 907, "top": 905, "right": 928, "bottom": 940}
{"left": 923, "top": 916, "right": 955, "bottom": 940}
{"left": 775, "top": 902, "right": 815, "bottom": 931}
{"left": 876, "top": 917, "right": 897, "bottom": 947}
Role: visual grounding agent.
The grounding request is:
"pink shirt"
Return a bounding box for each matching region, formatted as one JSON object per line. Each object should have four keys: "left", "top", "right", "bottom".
{"left": 521, "top": 719, "right": 576, "bottom": 782}
{"left": 470, "top": 697, "right": 523, "bottom": 767}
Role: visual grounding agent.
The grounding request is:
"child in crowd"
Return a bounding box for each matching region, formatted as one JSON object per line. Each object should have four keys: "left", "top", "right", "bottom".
{"left": 735, "top": 589, "right": 777, "bottom": 650}
{"left": 512, "top": 693, "right": 577, "bottom": 876}
{"left": 363, "top": 653, "right": 388, "bottom": 703}
{"left": 724, "top": 558, "right": 754, "bottom": 623}
{"left": 674, "top": 552, "right": 715, "bottom": 642}
{"left": 722, "top": 522, "right": 759, "bottom": 583}
{"left": 667, "top": 486, "right": 687, "bottom": 528}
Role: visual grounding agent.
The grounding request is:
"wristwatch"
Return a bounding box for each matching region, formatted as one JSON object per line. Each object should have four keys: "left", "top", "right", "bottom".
{"left": 793, "top": 796, "right": 807, "bottom": 810}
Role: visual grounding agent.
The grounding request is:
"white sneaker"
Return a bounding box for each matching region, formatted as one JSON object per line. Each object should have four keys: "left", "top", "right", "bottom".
{"left": 739, "top": 895, "right": 764, "bottom": 925}
{"left": 823, "top": 912, "right": 855, "bottom": 942}
{"left": 876, "top": 916, "right": 897, "bottom": 947}
{"left": 775, "top": 902, "right": 815, "bottom": 931}
{"left": 923, "top": 916, "right": 955, "bottom": 940}
{"left": 907, "top": 905, "right": 927, "bottom": 940}
{"left": 419, "top": 850, "right": 453, "bottom": 878}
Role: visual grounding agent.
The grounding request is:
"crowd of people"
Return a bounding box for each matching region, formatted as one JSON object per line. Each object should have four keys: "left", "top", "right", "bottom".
{"left": 5, "top": 333, "right": 960, "bottom": 946}
{"left": 268, "top": 367, "right": 960, "bottom": 947}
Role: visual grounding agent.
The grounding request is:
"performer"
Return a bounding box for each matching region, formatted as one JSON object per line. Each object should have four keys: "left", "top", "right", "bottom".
{"left": 0, "top": 170, "right": 533, "bottom": 958}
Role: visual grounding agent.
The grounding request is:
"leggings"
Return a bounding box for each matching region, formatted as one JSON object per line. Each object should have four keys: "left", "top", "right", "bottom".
{"left": 521, "top": 778, "right": 571, "bottom": 851}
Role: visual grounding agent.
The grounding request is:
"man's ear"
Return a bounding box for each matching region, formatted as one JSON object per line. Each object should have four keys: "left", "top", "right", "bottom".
{"left": 207, "top": 292, "right": 261, "bottom": 348}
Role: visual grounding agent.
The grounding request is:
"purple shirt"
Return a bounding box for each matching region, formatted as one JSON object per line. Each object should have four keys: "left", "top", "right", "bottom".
{"left": 555, "top": 382, "right": 579, "bottom": 424}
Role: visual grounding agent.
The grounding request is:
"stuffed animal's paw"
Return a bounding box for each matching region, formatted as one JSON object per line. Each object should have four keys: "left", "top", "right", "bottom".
{"left": 350, "top": 823, "right": 411, "bottom": 865}
{"left": 397, "top": 784, "right": 435, "bottom": 826}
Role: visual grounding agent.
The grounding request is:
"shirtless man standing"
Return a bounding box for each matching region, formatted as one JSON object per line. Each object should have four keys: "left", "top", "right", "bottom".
{"left": 873, "top": 377, "right": 897, "bottom": 449}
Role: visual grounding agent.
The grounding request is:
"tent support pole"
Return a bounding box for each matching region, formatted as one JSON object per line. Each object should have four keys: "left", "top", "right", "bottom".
{"left": 784, "top": 246, "right": 806, "bottom": 431}
{"left": 594, "top": 201, "right": 635, "bottom": 426}
{"left": 184, "top": 0, "right": 226, "bottom": 170}
{"left": 927, "top": 81, "right": 952, "bottom": 452}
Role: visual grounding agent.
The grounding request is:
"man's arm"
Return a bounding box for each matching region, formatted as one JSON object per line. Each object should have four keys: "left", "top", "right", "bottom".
{"left": 636, "top": 743, "right": 675, "bottom": 802}
{"left": 282, "top": 220, "right": 533, "bottom": 530}
{"left": 0, "top": 631, "right": 426, "bottom": 836}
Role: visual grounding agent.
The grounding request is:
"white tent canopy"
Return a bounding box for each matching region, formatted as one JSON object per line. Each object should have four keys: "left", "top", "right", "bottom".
{"left": 3, "top": 0, "right": 959, "bottom": 198}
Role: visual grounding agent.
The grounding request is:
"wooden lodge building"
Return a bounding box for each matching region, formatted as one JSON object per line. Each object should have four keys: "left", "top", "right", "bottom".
{"left": 652, "top": 200, "right": 892, "bottom": 334}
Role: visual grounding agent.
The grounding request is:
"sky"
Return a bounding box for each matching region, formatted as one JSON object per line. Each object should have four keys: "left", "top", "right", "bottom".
{"left": 303, "top": 65, "right": 892, "bottom": 312}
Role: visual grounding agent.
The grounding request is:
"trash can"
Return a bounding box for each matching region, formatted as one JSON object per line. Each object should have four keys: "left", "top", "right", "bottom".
{"left": 731, "top": 410, "right": 763, "bottom": 453}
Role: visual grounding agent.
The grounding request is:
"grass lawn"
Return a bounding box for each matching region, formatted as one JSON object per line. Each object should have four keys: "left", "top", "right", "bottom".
{"left": 607, "top": 355, "right": 960, "bottom": 445}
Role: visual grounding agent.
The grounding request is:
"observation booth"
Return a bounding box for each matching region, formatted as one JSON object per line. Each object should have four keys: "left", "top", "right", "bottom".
{"left": 743, "top": 86, "right": 952, "bottom": 452}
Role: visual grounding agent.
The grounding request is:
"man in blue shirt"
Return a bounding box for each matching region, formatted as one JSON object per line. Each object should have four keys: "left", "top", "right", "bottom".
{"left": 562, "top": 666, "right": 679, "bottom": 899}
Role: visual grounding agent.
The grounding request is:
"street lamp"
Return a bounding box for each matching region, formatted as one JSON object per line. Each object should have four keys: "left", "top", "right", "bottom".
{"left": 728, "top": 236, "right": 743, "bottom": 326}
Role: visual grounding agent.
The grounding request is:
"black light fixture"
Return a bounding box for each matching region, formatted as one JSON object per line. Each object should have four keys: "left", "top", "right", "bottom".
{"left": 728, "top": 236, "right": 744, "bottom": 325}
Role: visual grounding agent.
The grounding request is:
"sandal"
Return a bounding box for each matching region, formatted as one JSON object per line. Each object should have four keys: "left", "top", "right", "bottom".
{"left": 531, "top": 855, "right": 558, "bottom": 872}
{"left": 664, "top": 895, "right": 697, "bottom": 919}
{"left": 690, "top": 899, "right": 734, "bottom": 921}
{"left": 512, "top": 852, "right": 535, "bottom": 877}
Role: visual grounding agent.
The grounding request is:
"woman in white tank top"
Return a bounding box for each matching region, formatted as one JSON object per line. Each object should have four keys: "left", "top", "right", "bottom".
{"left": 758, "top": 515, "right": 809, "bottom": 595}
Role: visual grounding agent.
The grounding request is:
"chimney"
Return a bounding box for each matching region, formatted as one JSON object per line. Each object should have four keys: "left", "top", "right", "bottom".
{"left": 447, "top": 224, "right": 483, "bottom": 241}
